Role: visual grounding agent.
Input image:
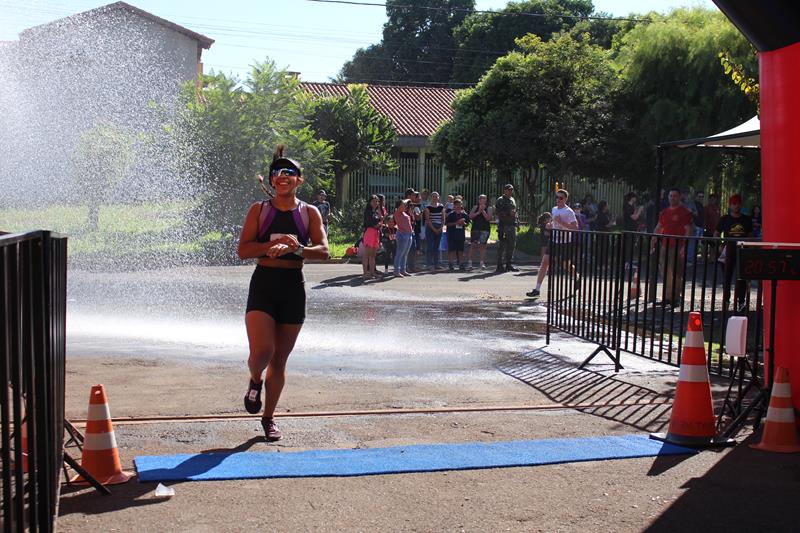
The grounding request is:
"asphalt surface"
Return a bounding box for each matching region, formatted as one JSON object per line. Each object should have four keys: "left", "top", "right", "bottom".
{"left": 57, "top": 262, "right": 800, "bottom": 532}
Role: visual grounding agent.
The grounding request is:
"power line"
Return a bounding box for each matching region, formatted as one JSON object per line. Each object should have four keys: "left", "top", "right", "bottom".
{"left": 0, "top": 3, "right": 506, "bottom": 56}
{"left": 203, "top": 63, "right": 474, "bottom": 87}
{"left": 0, "top": 1, "right": 632, "bottom": 81}
{"left": 306, "top": 0, "right": 650, "bottom": 23}
{"left": 0, "top": 4, "right": 510, "bottom": 70}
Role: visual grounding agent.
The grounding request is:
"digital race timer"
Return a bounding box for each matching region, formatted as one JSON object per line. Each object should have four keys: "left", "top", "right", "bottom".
{"left": 738, "top": 247, "right": 800, "bottom": 280}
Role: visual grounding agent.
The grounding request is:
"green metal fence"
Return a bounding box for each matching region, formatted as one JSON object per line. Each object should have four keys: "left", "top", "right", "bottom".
{"left": 348, "top": 153, "right": 631, "bottom": 223}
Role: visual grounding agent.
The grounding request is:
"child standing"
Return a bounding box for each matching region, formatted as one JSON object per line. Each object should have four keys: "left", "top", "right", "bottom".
{"left": 446, "top": 198, "right": 470, "bottom": 271}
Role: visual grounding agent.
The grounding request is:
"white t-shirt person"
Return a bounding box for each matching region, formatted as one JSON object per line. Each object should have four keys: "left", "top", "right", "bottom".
{"left": 551, "top": 205, "right": 578, "bottom": 243}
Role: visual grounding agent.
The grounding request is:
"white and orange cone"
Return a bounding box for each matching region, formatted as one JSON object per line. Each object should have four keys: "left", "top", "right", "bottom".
{"left": 751, "top": 367, "right": 800, "bottom": 453}
{"left": 71, "top": 384, "right": 133, "bottom": 485}
{"left": 628, "top": 266, "right": 640, "bottom": 300}
{"left": 651, "top": 312, "right": 732, "bottom": 447}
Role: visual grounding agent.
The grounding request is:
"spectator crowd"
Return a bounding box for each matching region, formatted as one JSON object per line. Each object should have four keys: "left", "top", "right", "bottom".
{"left": 317, "top": 182, "right": 760, "bottom": 308}
{"left": 351, "top": 187, "right": 524, "bottom": 280}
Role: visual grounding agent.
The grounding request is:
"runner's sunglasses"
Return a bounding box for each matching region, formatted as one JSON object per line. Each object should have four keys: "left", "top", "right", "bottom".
{"left": 271, "top": 167, "right": 299, "bottom": 177}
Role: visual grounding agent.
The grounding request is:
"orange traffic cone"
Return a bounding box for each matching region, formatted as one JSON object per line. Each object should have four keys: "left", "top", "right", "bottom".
{"left": 71, "top": 385, "right": 133, "bottom": 485}
{"left": 651, "top": 312, "right": 733, "bottom": 447}
{"left": 750, "top": 367, "right": 800, "bottom": 453}
{"left": 628, "top": 266, "right": 640, "bottom": 300}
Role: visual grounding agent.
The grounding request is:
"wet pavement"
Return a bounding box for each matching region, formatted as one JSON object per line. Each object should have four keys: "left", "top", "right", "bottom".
{"left": 66, "top": 263, "right": 548, "bottom": 374}
{"left": 57, "top": 264, "right": 800, "bottom": 533}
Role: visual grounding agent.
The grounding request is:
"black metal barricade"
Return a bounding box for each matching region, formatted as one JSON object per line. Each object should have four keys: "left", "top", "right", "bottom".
{"left": 1, "top": 231, "right": 67, "bottom": 532}
{"left": 546, "top": 229, "right": 764, "bottom": 382}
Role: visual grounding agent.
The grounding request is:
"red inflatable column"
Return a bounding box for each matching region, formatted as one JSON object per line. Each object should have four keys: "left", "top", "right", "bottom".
{"left": 760, "top": 41, "right": 800, "bottom": 412}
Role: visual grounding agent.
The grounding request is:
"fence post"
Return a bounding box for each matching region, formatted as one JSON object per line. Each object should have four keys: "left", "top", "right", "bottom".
{"left": 1, "top": 231, "right": 67, "bottom": 532}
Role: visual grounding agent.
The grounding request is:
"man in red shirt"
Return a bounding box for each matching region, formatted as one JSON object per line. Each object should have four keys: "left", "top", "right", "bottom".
{"left": 651, "top": 188, "right": 694, "bottom": 305}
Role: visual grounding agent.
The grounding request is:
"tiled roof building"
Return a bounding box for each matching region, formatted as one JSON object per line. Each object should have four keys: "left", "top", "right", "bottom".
{"left": 301, "top": 82, "right": 457, "bottom": 143}
{"left": 300, "top": 82, "right": 463, "bottom": 203}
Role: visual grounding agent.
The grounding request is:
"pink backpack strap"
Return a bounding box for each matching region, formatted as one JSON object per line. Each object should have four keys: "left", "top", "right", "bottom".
{"left": 258, "top": 200, "right": 310, "bottom": 244}
{"left": 291, "top": 201, "right": 310, "bottom": 244}
{"left": 258, "top": 200, "right": 276, "bottom": 241}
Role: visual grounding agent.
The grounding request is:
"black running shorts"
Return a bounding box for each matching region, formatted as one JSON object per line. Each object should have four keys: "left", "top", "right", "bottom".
{"left": 246, "top": 266, "right": 306, "bottom": 324}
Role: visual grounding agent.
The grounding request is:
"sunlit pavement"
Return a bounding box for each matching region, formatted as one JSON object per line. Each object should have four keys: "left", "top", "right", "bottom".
{"left": 59, "top": 262, "right": 800, "bottom": 532}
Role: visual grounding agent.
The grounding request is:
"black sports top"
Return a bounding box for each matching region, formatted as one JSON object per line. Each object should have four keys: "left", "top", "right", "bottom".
{"left": 258, "top": 207, "right": 308, "bottom": 262}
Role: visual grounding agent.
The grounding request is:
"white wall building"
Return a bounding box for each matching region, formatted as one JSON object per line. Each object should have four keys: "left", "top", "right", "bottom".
{"left": 0, "top": 2, "right": 213, "bottom": 205}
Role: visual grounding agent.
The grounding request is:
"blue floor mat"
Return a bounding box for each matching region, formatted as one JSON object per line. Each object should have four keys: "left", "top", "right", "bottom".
{"left": 134, "top": 434, "right": 694, "bottom": 482}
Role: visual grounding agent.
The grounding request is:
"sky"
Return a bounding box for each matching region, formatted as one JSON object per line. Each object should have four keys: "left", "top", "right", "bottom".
{"left": 0, "top": 0, "right": 718, "bottom": 83}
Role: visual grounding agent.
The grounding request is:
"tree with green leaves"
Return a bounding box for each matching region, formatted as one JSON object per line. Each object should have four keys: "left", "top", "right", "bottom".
{"left": 613, "top": 8, "right": 758, "bottom": 190}
{"left": 339, "top": 0, "right": 475, "bottom": 85}
{"left": 567, "top": 11, "right": 641, "bottom": 50}
{"left": 177, "top": 61, "right": 332, "bottom": 229}
{"left": 450, "top": 0, "right": 594, "bottom": 83}
{"left": 71, "top": 120, "right": 135, "bottom": 231}
{"left": 305, "top": 85, "right": 397, "bottom": 208}
{"left": 434, "top": 33, "right": 619, "bottom": 208}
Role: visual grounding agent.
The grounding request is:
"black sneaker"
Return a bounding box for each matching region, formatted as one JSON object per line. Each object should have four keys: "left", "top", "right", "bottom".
{"left": 526, "top": 288, "right": 540, "bottom": 297}
{"left": 261, "top": 417, "right": 282, "bottom": 441}
{"left": 506, "top": 265, "right": 520, "bottom": 272}
{"left": 244, "top": 379, "right": 263, "bottom": 414}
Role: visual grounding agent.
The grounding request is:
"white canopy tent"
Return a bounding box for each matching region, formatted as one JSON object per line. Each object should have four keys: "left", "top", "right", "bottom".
{"left": 659, "top": 116, "right": 760, "bottom": 149}
{"left": 654, "top": 116, "right": 760, "bottom": 207}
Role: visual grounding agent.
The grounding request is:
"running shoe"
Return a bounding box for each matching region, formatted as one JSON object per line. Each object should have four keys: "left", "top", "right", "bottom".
{"left": 506, "top": 265, "right": 520, "bottom": 272}
{"left": 526, "top": 288, "right": 540, "bottom": 297}
{"left": 261, "top": 417, "right": 282, "bottom": 441}
{"left": 480, "top": 262, "right": 487, "bottom": 270}
{"left": 244, "top": 379, "right": 263, "bottom": 414}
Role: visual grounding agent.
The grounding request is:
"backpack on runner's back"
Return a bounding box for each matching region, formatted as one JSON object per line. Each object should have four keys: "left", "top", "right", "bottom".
{"left": 257, "top": 200, "right": 310, "bottom": 243}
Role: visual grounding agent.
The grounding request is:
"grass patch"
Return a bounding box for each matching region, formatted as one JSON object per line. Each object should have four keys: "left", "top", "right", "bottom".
{"left": 325, "top": 226, "right": 359, "bottom": 260}
{"left": 515, "top": 224, "right": 538, "bottom": 256}
{"left": 328, "top": 240, "right": 353, "bottom": 259}
{"left": 0, "top": 201, "right": 191, "bottom": 236}
{"left": 0, "top": 201, "right": 198, "bottom": 260}
{"left": 1, "top": 203, "right": 541, "bottom": 262}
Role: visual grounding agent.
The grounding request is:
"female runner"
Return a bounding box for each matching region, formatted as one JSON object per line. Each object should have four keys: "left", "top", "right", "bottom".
{"left": 237, "top": 146, "right": 329, "bottom": 441}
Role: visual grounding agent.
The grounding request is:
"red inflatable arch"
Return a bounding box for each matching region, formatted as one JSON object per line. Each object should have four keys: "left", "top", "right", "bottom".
{"left": 713, "top": 1, "right": 800, "bottom": 414}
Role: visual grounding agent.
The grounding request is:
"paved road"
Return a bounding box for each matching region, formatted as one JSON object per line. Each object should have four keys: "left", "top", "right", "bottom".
{"left": 58, "top": 263, "right": 800, "bottom": 532}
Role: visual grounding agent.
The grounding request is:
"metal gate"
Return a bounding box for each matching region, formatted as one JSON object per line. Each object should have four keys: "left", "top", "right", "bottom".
{"left": 546, "top": 229, "right": 765, "bottom": 380}
{"left": 1, "top": 230, "right": 68, "bottom": 532}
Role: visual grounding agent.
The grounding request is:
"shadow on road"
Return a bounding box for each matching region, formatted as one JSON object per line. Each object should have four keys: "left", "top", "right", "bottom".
{"left": 496, "top": 348, "right": 673, "bottom": 435}
{"left": 58, "top": 437, "right": 264, "bottom": 517}
{"left": 645, "top": 434, "right": 800, "bottom": 532}
{"left": 312, "top": 273, "right": 366, "bottom": 288}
